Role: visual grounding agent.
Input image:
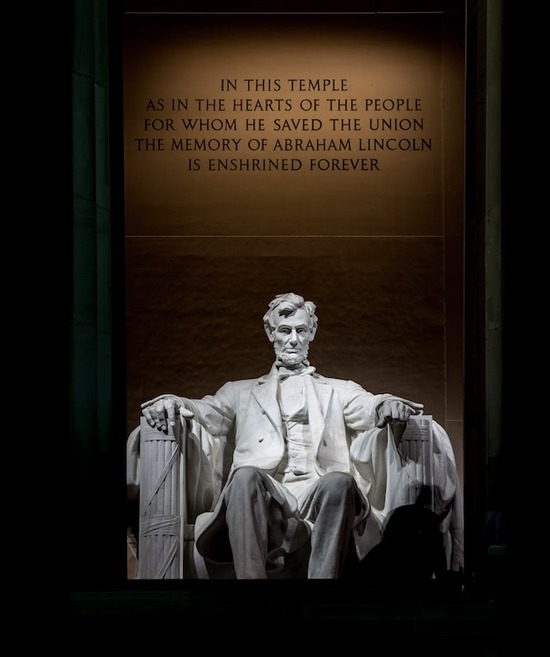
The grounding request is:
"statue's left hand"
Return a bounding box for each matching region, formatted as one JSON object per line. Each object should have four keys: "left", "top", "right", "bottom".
{"left": 376, "top": 399, "right": 423, "bottom": 428}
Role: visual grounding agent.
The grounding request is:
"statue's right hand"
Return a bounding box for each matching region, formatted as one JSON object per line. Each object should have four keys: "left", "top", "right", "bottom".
{"left": 141, "top": 394, "right": 194, "bottom": 432}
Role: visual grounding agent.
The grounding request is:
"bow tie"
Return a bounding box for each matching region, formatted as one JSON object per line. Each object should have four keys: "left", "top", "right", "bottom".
{"left": 276, "top": 364, "right": 316, "bottom": 380}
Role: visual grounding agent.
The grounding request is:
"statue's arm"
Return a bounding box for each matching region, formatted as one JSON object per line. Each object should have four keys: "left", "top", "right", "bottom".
{"left": 140, "top": 382, "right": 237, "bottom": 438}
{"left": 343, "top": 382, "right": 423, "bottom": 432}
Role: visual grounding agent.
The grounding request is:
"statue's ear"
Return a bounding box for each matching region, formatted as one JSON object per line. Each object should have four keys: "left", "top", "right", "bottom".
{"left": 309, "top": 326, "right": 317, "bottom": 342}
{"left": 265, "top": 325, "right": 275, "bottom": 343}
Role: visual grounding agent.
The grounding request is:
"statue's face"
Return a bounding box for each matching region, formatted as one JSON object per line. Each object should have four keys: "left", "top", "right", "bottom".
{"left": 270, "top": 307, "right": 314, "bottom": 366}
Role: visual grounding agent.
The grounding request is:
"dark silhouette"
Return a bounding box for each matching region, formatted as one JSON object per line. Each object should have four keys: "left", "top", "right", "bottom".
{"left": 350, "top": 487, "right": 449, "bottom": 588}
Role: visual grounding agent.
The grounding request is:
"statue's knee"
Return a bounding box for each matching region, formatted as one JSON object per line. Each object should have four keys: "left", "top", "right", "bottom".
{"left": 231, "top": 465, "right": 264, "bottom": 488}
{"left": 319, "top": 471, "right": 355, "bottom": 495}
{"left": 225, "top": 466, "right": 271, "bottom": 511}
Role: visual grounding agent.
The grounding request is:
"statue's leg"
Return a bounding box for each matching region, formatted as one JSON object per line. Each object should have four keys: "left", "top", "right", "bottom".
{"left": 305, "top": 472, "right": 361, "bottom": 579}
{"left": 224, "top": 466, "right": 271, "bottom": 579}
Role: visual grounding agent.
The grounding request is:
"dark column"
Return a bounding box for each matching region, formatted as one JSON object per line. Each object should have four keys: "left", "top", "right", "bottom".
{"left": 70, "top": 0, "right": 125, "bottom": 588}
{"left": 464, "top": 0, "right": 510, "bottom": 600}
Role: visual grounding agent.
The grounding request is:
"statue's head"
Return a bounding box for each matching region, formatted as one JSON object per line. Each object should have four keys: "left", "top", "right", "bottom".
{"left": 263, "top": 293, "right": 318, "bottom": 367}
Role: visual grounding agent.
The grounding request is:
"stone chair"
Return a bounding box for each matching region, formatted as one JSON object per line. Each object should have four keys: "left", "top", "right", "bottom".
{"left": 126, "top": 413, "right": 463, "bottom": 579}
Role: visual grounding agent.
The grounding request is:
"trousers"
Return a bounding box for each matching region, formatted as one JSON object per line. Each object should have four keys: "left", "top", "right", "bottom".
{"left": 223, "top": 466, "right": 362, "bottom": 579}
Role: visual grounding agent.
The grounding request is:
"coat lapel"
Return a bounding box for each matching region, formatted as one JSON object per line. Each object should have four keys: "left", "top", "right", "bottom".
{"left": 252, "top": 368, "right": 284, "bottom": 438}
{"left": 306, "top": 375, "right": 333, "bottom": 445}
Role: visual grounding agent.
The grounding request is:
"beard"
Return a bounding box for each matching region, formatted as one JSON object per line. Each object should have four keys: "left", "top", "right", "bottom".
{"left": 274, "top": 344, "right": 309, "bottom": 367}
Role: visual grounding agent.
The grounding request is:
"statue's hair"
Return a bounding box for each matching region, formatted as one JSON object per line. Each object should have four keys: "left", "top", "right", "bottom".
{"left": 263, "top": 293, "right": 318, "bottom": 333}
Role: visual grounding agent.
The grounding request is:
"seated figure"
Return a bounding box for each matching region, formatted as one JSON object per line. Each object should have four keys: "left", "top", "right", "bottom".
{"left": 127, "top": 292, "right": 463, "bottom": 580}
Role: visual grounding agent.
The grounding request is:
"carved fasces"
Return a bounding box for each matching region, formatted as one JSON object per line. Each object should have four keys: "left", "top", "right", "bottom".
{"left": 136, "top": 416, "right": 186, "bottom": 579}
